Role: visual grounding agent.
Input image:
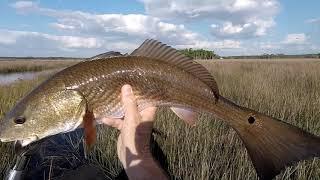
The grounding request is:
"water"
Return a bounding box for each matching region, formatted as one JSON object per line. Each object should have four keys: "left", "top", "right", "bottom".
{"left": 0, "top": 69, "right": 61, "bottom": 85}
{"left": 0, "top": 72, "right": 40, "bottom": 85}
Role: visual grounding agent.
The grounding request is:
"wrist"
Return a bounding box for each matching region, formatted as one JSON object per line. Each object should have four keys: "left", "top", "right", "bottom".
{"left": 124, "top": 155, "right": 154, "bottom": 168}
{"left": 122, "top": 155, "right": 169, "bottom": 180}
{"left": 118, "top": 146, "right": 154, "bottom": 169}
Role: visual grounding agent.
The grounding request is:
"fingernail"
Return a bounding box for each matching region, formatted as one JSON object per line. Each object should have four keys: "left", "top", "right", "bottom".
{"left": 122, "top": 84, "right": 133, "bottom": 96}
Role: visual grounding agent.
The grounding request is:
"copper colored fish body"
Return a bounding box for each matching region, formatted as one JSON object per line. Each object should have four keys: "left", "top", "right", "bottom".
{"left": 0, "top": 39, "right": 319, "bottom": 180}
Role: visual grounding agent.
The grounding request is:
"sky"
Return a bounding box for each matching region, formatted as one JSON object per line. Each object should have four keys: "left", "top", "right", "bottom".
{"left": 0, "top": 0, "right": 320, "bottom": 57}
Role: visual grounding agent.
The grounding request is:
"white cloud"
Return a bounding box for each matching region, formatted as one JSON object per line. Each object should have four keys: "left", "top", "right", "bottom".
{"left": 176, "top": 40, "right": 241, "bottom": 49}
{"left": 140, "top": 0, "right": 279, "bottom": 21}
{"left": 282, "top": 33, "right": 307, "bottom": 45}
{"left": 0, "top": 31, "right": 20, "bottom": 45}
{"left": 12, "top": 2, "right": 196, "bottom": 44}
{"left": 47, "top": 12, "right": 201, "bottom": 45}
{"left": 252, "top": 33, "right": 318, "bottom": 55}
{"left": 0, "top": 29, "right": 121, "bottom": 57}
{"left": 47, "top": 35, "right": 102, "bottom": 49}
{"left": 259, "top": 42, "right": 281, "bottom": 51}
{"left": 11, "top": 1, "right": 38, "bottom": 13}
{"left": 50, "top": 23, "right": 76, "bottom": 30}
{"left": 11, "top": 1, "right": 37, "bottom": 9}
{"left": 8, "top": 1, "right": 241, "bottom": 57}
{"left": 7, "top": 1, "right": 318, "bottom": 57}
{"left": 210, "top": 19, "right": 274, "bottom": 38}
{"left": 0, "top": 29, "right": 103, "bottom": 49}
{"left": 306, "top": 18, "right": 320, "bottom": 24}
{"left": 140, "top": 0, "right": 279, "bottom": 39}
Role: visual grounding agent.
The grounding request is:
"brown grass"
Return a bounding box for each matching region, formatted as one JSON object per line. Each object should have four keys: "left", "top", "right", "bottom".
{"left": 0, "top": 59, "right": 320, "bottom": 179}
{"left": 0, "top": 59, "right": 80, "bottom": 74}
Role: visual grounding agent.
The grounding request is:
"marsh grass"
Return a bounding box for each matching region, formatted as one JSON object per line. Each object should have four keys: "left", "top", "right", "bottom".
{"left": 0, "top": 59, "right": 320, "bottom": 179}
{"left": 0, "top": 76, "right": 47, "bottom": 177}
{"left": 0, "top": 59, "right": 80, "bottom": 74}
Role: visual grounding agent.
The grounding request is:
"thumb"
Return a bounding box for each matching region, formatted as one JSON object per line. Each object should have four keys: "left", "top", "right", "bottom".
{"left": 121, "top": 84, "right": 139, "bottom": 120}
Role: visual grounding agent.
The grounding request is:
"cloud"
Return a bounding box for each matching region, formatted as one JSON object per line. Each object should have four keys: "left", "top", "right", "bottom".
{"left": 11, "top": 1, "right": 38, "bottom": 13}
{"left": 252, "top": 33, "right": 318, "bottom": 55}
{"left": 176, "top": 40, "right": 241, "bottom": 50}
{"left": 306, "top": 18, "right": 320, "bottom": 24}
{"left": 12, "top": 1, "right": 278, "bottom": 41}
{"left": 8, "top": 0, "right": 318, "bottom": 57}
{"left": 0, "top": 29, "right": 103, "bottom": 49}
{"left": 140, "top": 0, "right": 279, "bottom": 39}
{"left": 210, "top": 19, "right": 275, "bottom": 38}
{"left": 50, "top": 23, "right": 76, "bottom": 30}
{"left": 0, "top": 29, "right": 138, "bottom": 57}
{"left": 11, "top": 1, "right": 37, "bottom": 9}
{"left": 12, "top": 2, "right": 199, "bottom": 44}
{"left": 140, "top": 0, "right": 279, "bottom": 20}
{"left": 259, "top": 42, "right": 280, "bottom": 50}
{"left": 7, "top": 1, "right": 242, "bottom": 57}
{"left": 282, "top": 33, "right": 307, "bottom": 45}
{"left": 0, "top": 28, "right": 240, "bottom": 57}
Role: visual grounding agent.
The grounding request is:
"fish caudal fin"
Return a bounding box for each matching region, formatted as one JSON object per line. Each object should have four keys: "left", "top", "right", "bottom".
{"left": 234, "top": 114, "right": 320, "bottom": 180}
{"left": 83, "top": 109, "right": 96, "bottom": 148}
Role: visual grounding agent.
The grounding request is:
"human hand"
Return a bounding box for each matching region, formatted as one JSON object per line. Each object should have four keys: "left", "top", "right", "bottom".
{"left": 102, "top": 84, "right": 168, "bottom": 179}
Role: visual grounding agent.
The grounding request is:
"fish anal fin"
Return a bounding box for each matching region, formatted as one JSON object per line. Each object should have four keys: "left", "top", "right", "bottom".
{"left": 171, "top": 107, "right": 198, "bottom": 126}
{"left": 83, "top": 108, "right": 96, "bottom": 148}
{"left": 131, "top": 39, "right": 219, "bottom": 99}
{"left": 234, "top": 115, "right": 320, "bottom": 180}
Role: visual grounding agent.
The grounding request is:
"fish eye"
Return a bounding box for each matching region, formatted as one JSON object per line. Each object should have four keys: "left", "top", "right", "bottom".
{"left": 248, "top": 116, "right": 255, "bottom": 124}
{"left": 14, "top": 117, "right": 26, "bottom": 124}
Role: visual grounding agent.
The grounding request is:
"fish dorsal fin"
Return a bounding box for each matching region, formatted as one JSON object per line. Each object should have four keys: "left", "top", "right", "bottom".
{"left": 131, "top": 39, "right": 219, "bottom": 98}
{"left": 90, "top": 51, "right": 123, "bottom": 60}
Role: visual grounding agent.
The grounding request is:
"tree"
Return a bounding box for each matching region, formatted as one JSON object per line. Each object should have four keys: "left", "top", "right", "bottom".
{"left": 178, "top": 48, "right": 218, "bottom": 59}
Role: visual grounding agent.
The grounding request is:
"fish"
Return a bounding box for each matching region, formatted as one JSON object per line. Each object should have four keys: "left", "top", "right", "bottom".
{"left": 90, "top": 51, "right": 124, "bottom": 60}
{"left": 0, "top": 39, "right": 319, "bottom": 180}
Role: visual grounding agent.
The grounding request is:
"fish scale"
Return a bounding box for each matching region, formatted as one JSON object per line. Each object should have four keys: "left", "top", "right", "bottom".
{"left": 55, "top": 57, "right": 215, "bottom": 120}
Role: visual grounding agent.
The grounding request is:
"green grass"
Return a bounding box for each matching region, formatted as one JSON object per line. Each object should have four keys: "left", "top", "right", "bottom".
{"left": 0, "top": 59, "right": 320, "bottom": 179}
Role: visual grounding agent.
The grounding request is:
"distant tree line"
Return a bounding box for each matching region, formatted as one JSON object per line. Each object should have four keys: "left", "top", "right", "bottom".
{"left": 225, "top": 53, "right": 320, "bottom": 59}
{"left": 178, "top": 48, "right": 219, "bottom": 59}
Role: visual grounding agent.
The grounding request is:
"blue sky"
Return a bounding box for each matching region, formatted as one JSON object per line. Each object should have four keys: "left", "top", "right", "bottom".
{"left": 0, "top": 0, "right": 319, "bottom": 57}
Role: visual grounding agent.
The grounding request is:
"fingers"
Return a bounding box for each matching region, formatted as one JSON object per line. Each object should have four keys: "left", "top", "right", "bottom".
{"left": 140, "top": 107, "right": 157, "bottom": 122}
{"left": 121, "top": 84, "right": 139, "bottom": 121}
{"left": 101, "top": 117, "right": 123, "bottom": 130}
{"left": 121, "top": 84, "right": 157, "bottom": 122}
{"left": 102, "top": 85, "right": 157, "bottom": 134}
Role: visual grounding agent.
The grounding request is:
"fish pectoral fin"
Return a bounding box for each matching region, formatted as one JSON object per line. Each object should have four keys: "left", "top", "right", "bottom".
{"left": 73, "top": 90, "right": 97, "bottom": 148}
{"left": 170, "top": 107, "right": 198, "bottom": 126}
{"left": 83, "top": 108, "right": 96, "bottom": 148}
{"left": 234, "top": 116, "right": 320, "bottom": 180}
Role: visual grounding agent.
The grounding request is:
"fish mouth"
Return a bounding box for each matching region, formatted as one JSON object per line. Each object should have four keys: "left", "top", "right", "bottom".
{"left": 0, "top": 137, "right": 16, "bottom": 142}
{"left": 18, "top": 135, "right": 39, "bottom": 147}
{"left": 0, "top": 135, "right": 39, "bottom": 147}
{"left": 14, "top": 136, "right": 41, "bottom": 155}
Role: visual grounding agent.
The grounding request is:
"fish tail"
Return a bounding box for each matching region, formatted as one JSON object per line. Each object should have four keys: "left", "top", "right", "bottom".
{"left": 217, "top": 97, "right": 320, "bottom": 180}
{"left": 236, "top": 118, "right": 320, "bottom": 180}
